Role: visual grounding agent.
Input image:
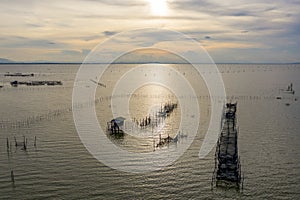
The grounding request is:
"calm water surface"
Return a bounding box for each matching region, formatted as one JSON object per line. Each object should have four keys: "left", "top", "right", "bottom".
{"left": 0, "top": 64, "right": 299, "bottom": 199}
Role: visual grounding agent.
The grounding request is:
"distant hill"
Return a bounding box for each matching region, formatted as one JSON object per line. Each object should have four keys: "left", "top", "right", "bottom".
{"left": 0, "top": 58, "right": 15, "bottom": 63}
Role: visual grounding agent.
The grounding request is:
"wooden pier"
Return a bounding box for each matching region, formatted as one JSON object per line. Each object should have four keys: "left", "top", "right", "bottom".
{"left": 212, "top": 102, "right": 243, "bottom": 190}
{"left": 106, "top": 102, "right": 179, "bottom": 145}
{"left": 10, "top": 80, "right": 62, "bottom": 87}
{"left": 5, "top": 72, "right": 34, "bottom": 77}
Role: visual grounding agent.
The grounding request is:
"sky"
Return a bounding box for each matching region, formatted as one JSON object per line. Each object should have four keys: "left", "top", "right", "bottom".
{"left": 0, "top": 0, "right": 299, "bottom": 63}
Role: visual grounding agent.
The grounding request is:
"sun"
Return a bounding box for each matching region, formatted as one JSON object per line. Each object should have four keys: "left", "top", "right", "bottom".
{"left": 147, "top": 0, "right": 168, "bottom": 16}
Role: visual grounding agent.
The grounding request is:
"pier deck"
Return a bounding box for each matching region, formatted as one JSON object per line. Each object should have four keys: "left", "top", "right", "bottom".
{"left": 213, "top": 103, "right": 242, "bottom": 189}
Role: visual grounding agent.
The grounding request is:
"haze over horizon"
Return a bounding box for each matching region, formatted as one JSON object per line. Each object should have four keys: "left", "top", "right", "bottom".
{"left": 0, "top": 0, "right": 299, "bottom": 63}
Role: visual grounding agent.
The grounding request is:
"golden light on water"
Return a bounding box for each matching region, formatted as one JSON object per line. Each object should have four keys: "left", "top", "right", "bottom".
{"left": 147, "top": 0, "right": 169, "bottom": 16}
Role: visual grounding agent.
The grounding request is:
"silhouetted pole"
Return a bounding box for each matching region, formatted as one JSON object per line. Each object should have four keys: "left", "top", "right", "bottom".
{"left": 14, "top": 136, "right": 17, "bottom": 147}
{"left": 11, "top": 170, "right": 15, "bottom": 183}
{"left": 7, "top": 138, "right": 9, "bottom": 151}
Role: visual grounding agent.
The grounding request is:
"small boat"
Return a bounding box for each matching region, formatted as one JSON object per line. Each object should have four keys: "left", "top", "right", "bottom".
{"left": 90, "top": 79, "right": 106, "bottom": 88}
{"left": 5, "top": 72, "right": 34, "bottom": 77}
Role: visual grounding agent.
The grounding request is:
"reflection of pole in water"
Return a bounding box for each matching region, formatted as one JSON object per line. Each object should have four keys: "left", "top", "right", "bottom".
{"left": 153, "top": 139, "right": 155, "bottom": 151}
{"left": 159, "top": 134, "right": 161, "bottom": 144}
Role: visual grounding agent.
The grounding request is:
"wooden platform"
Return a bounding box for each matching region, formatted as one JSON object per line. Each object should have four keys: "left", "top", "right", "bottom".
{"left": 212, "top": 103, "right": 243, "bottom": 190}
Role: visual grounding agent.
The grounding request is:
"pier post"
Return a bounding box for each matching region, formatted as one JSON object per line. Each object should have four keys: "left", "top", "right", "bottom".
{"left": 7, "top": 138, "right": 9, "bottom": 151}
{"left": 23, "top": 136, "right": 27, "bottom": 150}
{"left": 11, "top": 170, "right": 15, "bottom": 183}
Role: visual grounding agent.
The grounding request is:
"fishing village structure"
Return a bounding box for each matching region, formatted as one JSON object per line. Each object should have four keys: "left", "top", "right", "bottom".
{"left": 107, "top": 102, "right": 178, "bottom": 134}
{"left": 107, "top": 117, "right": 126, "bottom": 134}
{"left": 212, "top": 102, "right": 243, "bottom": 190}
{"left": 281, "top": 83, "right": 295, "bottom": 95}
{"left": 107, "top": 102, "right": 180, "bottom": 148}
{"left": 276, "top": 83, "right": 297, "bottom": 106}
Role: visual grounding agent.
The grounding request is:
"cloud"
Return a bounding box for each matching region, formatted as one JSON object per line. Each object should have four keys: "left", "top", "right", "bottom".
{"left": 170, "top": 0, "right": 256, "bottom": 18}
{"left": 114, "top": 48, "right": 187, "bottom": 63}
{"left": 103, "top": 31, "right": 118, "bottom": 36}
{"left": 0, "top": 36, "right": 65, "bottom": 49}
{"left": 0, "top": 0, "right": 299, "bottom": 62}
{"left": 82, "top": 0, "right": 145, "bottom": 7}
{"left": 25, "top": 23, "right": 44, "bottom": 28}
{"left": 81, "top": 35, "right": 101, "bottom": 41}
{"left": 41, "top": 48, "right": 91, "bottom": 62}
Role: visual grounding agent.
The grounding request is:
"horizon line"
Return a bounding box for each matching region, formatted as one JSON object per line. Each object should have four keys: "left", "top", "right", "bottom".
{"left": 0, "top": 62, "right": 300, "bottom": 65}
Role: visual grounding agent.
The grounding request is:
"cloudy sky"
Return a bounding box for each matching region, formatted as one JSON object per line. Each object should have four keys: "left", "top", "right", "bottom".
{"left": 0, "top": 0, "right": 299, "bottom": 63}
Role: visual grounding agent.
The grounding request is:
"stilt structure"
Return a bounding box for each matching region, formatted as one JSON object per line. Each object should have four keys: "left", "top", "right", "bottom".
{"left": 107, "top": 117, "right": 125, "bottom": 135}
{"left": 212, "top": 102, "right": 243, "bottom": 190}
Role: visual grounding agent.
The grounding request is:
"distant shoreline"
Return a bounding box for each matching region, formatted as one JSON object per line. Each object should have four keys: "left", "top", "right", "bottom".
{"left": 0, "top": 62, "right": 300, "bottom": 65}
